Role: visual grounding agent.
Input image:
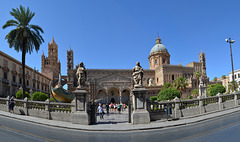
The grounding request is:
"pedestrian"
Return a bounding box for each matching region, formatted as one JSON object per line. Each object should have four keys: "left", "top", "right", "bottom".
{"left": 9, "top": 96, "right": 15, "bottom": 113}
{"left": 106, "top": 103, "right": 109, "bottom": 114}
{"left": 97, "top": 103, "right": 104, "bottom": 119}
{"left": 117, "top": 104, "right": 121, "bottom": 114}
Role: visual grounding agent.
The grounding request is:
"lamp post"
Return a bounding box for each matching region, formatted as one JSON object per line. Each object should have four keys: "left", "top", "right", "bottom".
{"left": 225, "top": 38, "right": 236, "bottom": 91}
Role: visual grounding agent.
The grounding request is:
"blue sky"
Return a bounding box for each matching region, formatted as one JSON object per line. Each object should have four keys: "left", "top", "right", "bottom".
{"left": 1, "top": 0, "right": 240, "bottom": 81}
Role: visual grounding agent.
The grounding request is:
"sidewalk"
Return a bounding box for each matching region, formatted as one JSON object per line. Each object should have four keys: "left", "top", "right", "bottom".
{"left": 1, "top": 107, "right": 240, "bottom": 132}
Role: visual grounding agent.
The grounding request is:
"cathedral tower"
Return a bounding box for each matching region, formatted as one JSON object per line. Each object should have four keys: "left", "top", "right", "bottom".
{"left": 148, "top": 36, "right": 170, "bottom": 70}
{"left": 67, "top": 47, "right": 74, "bottom": 91}
{"left": 199, "top": 50, "right": 207, "bottom": 78}
{"left": 41, "top": 37, "right": 61, "bottom": 80}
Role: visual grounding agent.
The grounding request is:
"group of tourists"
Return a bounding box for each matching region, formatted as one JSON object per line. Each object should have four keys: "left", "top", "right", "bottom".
{"left": 97, "top": 102, "right": 127, "bottom": 120}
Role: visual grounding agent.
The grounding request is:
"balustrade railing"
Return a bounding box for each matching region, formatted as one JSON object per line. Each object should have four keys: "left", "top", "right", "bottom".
{"left": 180, "top": 99, "right": 199, "bottom": 109}
{"left": 202, "top": 96, "right": 218, "bottom": 106}
{"left": 50, "top": 102, "right": 72, "bottom": 113}
{"left": 147, "top": 101, "right": 175, "bottom": 113}
{"left": 222, "top": 94, "right": 234, "bottom": 102}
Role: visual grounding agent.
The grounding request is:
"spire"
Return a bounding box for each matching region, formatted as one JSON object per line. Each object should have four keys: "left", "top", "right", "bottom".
{"left": 155, "top": 34, "right": 161, "bottom": 44}
{"left": 51, "top": 37, "right": 55, "bottom": 44}
{"left": 69, "top": 45, "right": 72, "bottom": 51}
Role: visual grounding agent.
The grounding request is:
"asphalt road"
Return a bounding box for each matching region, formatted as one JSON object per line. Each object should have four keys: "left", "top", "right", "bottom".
{"left": 1, "top": 111, "right": 240, "bottom": 142}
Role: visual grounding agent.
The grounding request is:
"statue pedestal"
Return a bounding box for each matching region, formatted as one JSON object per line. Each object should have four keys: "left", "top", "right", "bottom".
{"left": 132, "top": 87, "right": 150, "bottom": 124}
{"left": 72, "top": 88, "right": 90, "bottom": 125}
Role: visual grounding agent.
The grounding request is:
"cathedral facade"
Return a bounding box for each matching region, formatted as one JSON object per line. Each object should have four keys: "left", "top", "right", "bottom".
{"left": 66, "top": 36, "right": 209, "bottom": 104}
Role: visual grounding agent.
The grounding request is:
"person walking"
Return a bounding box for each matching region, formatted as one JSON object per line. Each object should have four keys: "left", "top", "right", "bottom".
{"left": 9, "top": 96, "right": 15, "bottom": 113}
{"left": 97, "top": 103, "right": 104, "bottom": 120}
{"left": 106, "top": 103, "right": 109, "bottom": 114}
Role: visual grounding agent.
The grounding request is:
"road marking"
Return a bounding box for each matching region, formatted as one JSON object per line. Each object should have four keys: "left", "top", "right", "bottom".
{"left": 172, "top": 120, "right": 240, "bottom": 142}
{"left": 1, "top": 125, "right": 62, "bottom": 142}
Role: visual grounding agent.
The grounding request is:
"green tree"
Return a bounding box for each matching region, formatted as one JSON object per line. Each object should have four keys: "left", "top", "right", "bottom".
{"left": 157, "top": 87, "right": 180, "bottom": 101}
{"left": 222, "top": 75, "right": 226, "bottom": 79}
{"left": 2, "top": 5, "right": 44, "bottom": 99}
{"left": 213, "top": 77, "right": 217, "bottom": 82}
{"left": 207, "top": 83, "right": 226, "bottom": 96}
{"left": 149, "top": 96, "right": 158, "bottom": 101}
{"left": 162, "top": 82, "right": 172, "bottom": 90}
{"left": 173, "top": 76, "right": 188, "bottom": 99}
{"left": 31, "top": 92, "right": 48, "bottom": 101}
{"left": 195, "top": 71, "right": 202, "bottom": 88}
{"left": 191, "top": 89, "right": 199, "bottom": 98}
{"left": 16, "top": 90, "right": 30, "bottom": 99}
{"left": 228, "top": 81, "right": 239, "bottom": 93}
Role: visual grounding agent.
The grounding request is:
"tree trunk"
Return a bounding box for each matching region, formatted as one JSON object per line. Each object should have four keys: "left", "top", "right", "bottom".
{"left": 22, "top": 41, "right": 26, "bottom": 99}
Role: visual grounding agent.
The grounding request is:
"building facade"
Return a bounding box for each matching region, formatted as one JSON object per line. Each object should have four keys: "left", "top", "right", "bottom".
{"left": 0, "top": 51, "right": 51, "bottom": 97}
{"left": 229, "top": 69, "right": 240, "bottom": 91}
{"left": 66, "top": 36, "right": 209, "bottom": 103}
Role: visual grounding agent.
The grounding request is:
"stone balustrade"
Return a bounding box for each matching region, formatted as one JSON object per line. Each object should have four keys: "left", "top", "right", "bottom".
{"left": 0, "top": 97, "right": 74, "bottom": 122}
{"left": 0, "top": 92, "right": 239, "bottom": 124}
{"left": 147, "top": 92, "right": 240, "bottom": 121}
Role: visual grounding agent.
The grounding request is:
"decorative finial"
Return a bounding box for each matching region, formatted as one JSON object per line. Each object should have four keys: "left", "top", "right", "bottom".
{"left": 51, "top": 36, "right": 55, "bottom": 44}
{"left": 156, "top": 33, "right": 161, "bottom": 44}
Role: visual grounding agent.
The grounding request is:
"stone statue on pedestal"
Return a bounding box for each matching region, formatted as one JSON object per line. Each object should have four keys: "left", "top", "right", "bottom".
{"left": 76, "top": 62, "right": 87, "bottom": 89}
{"left": 199, "top": 77, "right": 206, "bottom": 98}
{"left": 132, "top": 62, "right": 143, "bottom": 88}
{"left": 148, "top": 78, "right": 153, "bottom": 86}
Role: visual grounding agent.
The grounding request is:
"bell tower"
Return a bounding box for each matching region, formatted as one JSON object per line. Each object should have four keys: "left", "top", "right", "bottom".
{"left": 67, "top": 47, "right": 74, "bottom": 91}
{"left": 199, "top": 49, "right": 207, "bottom": 78}
{"left": 41, "top": 37, "right": 61, "bottom": 80}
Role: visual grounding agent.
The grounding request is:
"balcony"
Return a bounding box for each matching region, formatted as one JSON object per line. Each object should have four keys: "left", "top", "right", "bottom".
{"left": 2, "top": 79, "right": 9, "bottom": 84}
{"left": 26, "top": 86, "right": 30, "bottom": 89}
{"left": 12, "top": 81, "right": 18, "bottom": 86}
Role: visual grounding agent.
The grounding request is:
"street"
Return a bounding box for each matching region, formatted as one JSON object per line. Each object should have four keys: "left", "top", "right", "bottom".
{"left": 1, "top": 111, "right": 240, "bottom": 142}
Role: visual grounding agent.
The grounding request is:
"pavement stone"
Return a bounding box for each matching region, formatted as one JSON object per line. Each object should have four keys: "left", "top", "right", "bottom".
{"left": 1, "top": 107, "right": 240, "bottom": 132}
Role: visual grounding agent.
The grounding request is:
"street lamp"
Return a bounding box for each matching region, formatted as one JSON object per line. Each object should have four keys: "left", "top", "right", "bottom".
{"left": 225, "top": 38, "right": 236, "bottom": 91}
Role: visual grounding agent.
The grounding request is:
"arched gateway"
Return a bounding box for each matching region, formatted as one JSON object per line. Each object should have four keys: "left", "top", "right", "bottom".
{"left": 86, "top": 70, "right": 132, "bottom": 104}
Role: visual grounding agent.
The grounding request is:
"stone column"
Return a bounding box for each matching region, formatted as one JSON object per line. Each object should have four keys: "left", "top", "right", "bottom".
{"left": 6, "top": 96, "right": 9, "bottom": 112}
{"left": 131, "top": 87, "right": 150, "bottom": 124}
{"left": 217, "top": 93, "right": 223, "bottom": 110}
{"left": 199, "top": 98, "right": 205, "bottom": 114}
{"left": 173, "top": 97, "right": 181, "bottom": 119}
{"left": 24, "top": 97, "right": 28, "bottom": 115}
{"left": 72, "top": 88, "right": 90, "bottom": 125}
{"left": 234, "top": 92, "right": 238, "bottom": 106}
{"left": 119, "top": 90, "right": 122, "bottom": 103}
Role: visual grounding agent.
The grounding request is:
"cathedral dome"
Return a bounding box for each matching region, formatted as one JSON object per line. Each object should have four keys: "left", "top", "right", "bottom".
{"left": 150, "top": 35, "right": 168, "bottom": 54}
{"left": 150, "top": 44, "right": 168, "bottom": 54}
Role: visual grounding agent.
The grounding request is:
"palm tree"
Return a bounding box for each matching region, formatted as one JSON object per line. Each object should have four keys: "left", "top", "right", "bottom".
{"left": 173, "top": 76, "right": 188, "bottom": 99}
{"left": 195, "top": 71, "right": 201, "bottom": 89}
{"left": 228, "top": 81, "right": 239, "bottom": 93}
{"left": 222, "top": 75, "right": 226, "bottom": 79}
{"left": 3, "top": 5, "right": 44, "bottom": 98}
{"left": 213, "top": 77, "right": 217, "bottom": 82}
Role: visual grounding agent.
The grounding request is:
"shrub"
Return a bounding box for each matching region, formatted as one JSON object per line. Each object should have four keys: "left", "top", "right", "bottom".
{"left": 31, "top": 92, "right": 48, "bottom": 101}
{"left": 16, "top": 90, "right": 30, "bottom": 99}
{"left": 191, "top": 89, "right": 199, "bottom": 98}
{"left": 157, "top": 87, "right": 180, "bottom": 101}
{"left": 207, "top": 83, "right": 226, "bottom": 96}
{"left": 49, "top": 98, "right": 56, "bottom": 102}
{"left": 150, "top": 96, "right": 158, "bottom": 101}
